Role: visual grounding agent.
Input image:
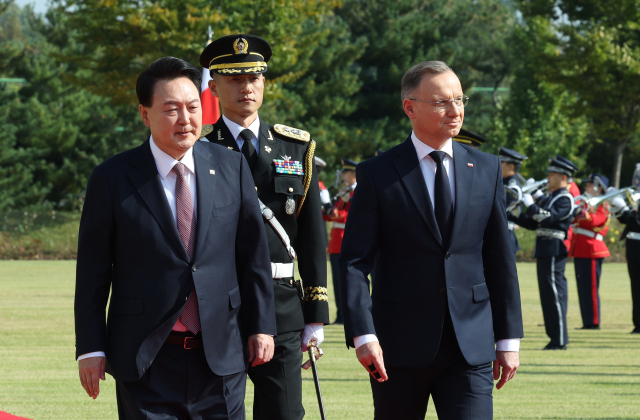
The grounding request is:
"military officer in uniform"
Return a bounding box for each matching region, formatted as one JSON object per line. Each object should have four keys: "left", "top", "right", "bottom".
{"left": 570, "top": 173, "right": 611, "bottom": 330}
{"left": 322, "top": 158, "right": 358, "bottom": 324}
{"left": 500, "top": 147, "right": 528, "bottom": 253}
{"left": 509, "top": 156, "right": 578, "bottom": 349}
{"left": 199, "top": 34, "right": 329, "bottom": 420}
{"left": 453, "top": 128, "right": 486, "bottom": 149}
{"left": 612, "top": 165, "right": 640, "bottom": 334}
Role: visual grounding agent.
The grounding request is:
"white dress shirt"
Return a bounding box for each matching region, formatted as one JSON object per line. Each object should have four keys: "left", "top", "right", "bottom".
{"left": 353, "top": 131, "right": 520, "bottom": 352}
{"left": 78, "top": 136, "right": 198, "bottom": 361}
{"left": 223, "top": 114, "right": 260, "bottom": 154}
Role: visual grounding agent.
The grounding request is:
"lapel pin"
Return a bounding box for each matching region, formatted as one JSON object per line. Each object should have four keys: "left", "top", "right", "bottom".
{"left": 265, "top": 146, "right": 272, "bottom": 153}
{"left": 467, "top": 163, "right": 474, "bottom": 167}
{"left": 227, "top": 146, "right": 234, "bottom": 150}
{"left": 209, "top": 169, "right": 215, "bottom": 175}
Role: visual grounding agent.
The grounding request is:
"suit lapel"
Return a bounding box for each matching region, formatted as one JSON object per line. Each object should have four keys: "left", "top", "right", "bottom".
{"left": 393, "top": 137, "right": 442, "bottom": 246}
{"left": 127, "top": 140, "right": 190, "bottom": 262}
{"left": 252, "top": 121, "right": 280, "bottom": 183}
{"left": 450, "top": 142, "right": 475, "bottom": 241}
{"left": 193, "top": 141, "right": 218, "bottom": 259}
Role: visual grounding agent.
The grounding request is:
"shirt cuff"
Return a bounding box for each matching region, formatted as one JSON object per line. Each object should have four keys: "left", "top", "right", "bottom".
{"left": 496, "top": 339, "right": 520, "bottom": 352}
{"left": 77, "top": 351, "right": 106, "bottom": 361}
{"left": 353, "top": 334, "right": 379, "bottom": 349}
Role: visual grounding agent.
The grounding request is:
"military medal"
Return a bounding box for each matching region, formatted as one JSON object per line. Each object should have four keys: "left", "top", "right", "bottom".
{"left": 273, "top": 159, "right": 304, "bottom": 175}
{"left": 285, "top": 196, "right": 296, "bottom": 215}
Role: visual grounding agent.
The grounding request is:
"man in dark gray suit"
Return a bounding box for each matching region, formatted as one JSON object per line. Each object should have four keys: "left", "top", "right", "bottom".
{"left": 75, "top": 57, "right": 276, "bottom": 419}
{"left": 339, "top": 61, "right": 523, "bottom": 419}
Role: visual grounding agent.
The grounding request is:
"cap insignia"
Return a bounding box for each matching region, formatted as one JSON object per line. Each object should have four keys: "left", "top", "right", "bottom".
{"left": 199, "top": 124, "right": 213, "bottom": 139}
{"left": 233, "top": 38, "right": 249, "bottom": 55}
{"left": 273, "top": 124, "right": 310, "bottom": 142}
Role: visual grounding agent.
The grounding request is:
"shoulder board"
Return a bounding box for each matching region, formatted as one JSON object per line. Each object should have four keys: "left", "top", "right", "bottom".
{"left": 200, "top": 124, "right": 214, "bottom": 139}
{"left": 273, "top": 124, "right": 310, "bottom": 142}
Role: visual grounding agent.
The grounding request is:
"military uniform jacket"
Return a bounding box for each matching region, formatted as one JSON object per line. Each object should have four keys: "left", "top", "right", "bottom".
{"left": 203, "top": 116, "right": 329, "bottom": 333}
{"left": 504, "top": 174, "right": 521, "bottom": 252}
{"left": 514, "top": 187, "right": 574, "bottom": 258}
{"left": 322, "top": 191, "right": 352, "bottom": 254}
{"left": 618, "top": 209, "right": 640, "bottom": 260}
{"left": 570, "top": 205, "right": 610, "bottom": 259}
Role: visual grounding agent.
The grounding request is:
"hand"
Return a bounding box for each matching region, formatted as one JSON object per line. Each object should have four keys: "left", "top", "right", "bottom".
{"left": 301, "top": 323, "right": 324, "bottom": 352}
{"left": 522, "top": 193, "right": 534, "bottom": 207}
{"left": 493, "top": 351, "right": 519, "bottom": 390}
{"left": 507, "top": 206, "right": 522, "bottom": 218}
{"left": 78, "top": 356, "right": 106, "bottom": 399}
{"left": 248, "top": 334, "right": 274, "bottom": 367}
{"left": 525, "top": 178, "right": 535, "bottom": 186}
{"left": 356, "top": 342, "right": 388, "bottom": 382}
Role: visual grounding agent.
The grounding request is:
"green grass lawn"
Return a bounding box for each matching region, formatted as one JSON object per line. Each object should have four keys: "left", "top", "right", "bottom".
{"left": 1, "top": 261, "right": 639, "bottom": 419}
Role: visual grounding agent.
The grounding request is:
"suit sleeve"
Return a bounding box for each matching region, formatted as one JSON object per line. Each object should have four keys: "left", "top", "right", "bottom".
{"left": 338, "top": 163, "right": 380, "bottom": 348}
{"left": 481, "top": 158, "right": 524, "bottom": 341}
{"left": 296, "top": 143, "right": 330, "bottom": 324}
{"left": 75, "top": 166, "right": 114, "bottom": 359}
{"left": 235, "top": 154, "right": 277, "bottom": 337}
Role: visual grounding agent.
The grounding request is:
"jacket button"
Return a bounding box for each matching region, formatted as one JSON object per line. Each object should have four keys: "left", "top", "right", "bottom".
{"left": 445, "top": 253, "right": 451, "bottom": 259}
{"left": 185, "top": 296, "right": 188, "bottom": 301}
{"left": 192, "top": 266, "right": 197, "bottom": 272}
{"left": 290, "top": 280, "right": 293, "bottom": 284}
{"left": 255, "top": 186, "right": 258, "bottom": 191}
{"left": 440, "top": 287, "right": 446, "bottom": 294}
{"left": 288, "top": 187, "right": 294, "bottom": 193}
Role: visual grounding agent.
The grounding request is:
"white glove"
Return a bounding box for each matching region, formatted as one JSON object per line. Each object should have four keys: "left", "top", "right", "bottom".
{"left": 508, "top": 206, "right": 522, "bottom": 218}
{"left": 301, "top": 323, "right": 324, "bottom": 352}
{"left": 532, "top": 189, "right": 544, "bottom": 200}
{"left": 525, "top": 178, "right": 535, "bottom": 186}
{"left": 319, "top": 189, "right": 331, "bottom": 205}
{"left": 612, "top": 196, "right": 627, "bottom": 209}
{"left": 522, "top": 193, "right": 534, "bottom": 207}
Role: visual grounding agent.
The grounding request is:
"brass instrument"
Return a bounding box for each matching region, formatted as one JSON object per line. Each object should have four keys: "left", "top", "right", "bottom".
{"left": 574, "top": 187, "right": 630, "bottom": 215}
{"left": 626, "top": 187, "right": 640, "bottom": 212}
{"left": 505, "top": 179, "right": 549, "bottom": 212}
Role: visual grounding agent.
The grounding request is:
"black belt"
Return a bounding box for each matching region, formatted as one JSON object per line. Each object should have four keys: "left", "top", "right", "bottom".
{"left": 165, "top": 331, "right": 203, "bottom": 349}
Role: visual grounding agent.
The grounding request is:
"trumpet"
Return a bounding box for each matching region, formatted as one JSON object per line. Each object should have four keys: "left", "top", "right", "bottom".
{"left": 574, "top": 187, "right": 631, "bottom": 215}
{"left": 505, "top": 179, "right": 549, "bottom": 212}
{"left": 626, "top": 187, "right": 640, "bottom": 211}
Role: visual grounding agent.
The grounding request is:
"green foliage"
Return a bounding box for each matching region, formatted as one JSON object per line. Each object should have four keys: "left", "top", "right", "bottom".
{"left": 0, "top": 4, "right": 145, "bottom": 210}
{"left": 516, "top": 0, "right": 640, "bottom": 187}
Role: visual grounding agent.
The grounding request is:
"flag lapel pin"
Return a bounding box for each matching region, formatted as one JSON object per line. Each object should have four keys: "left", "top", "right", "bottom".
{"left": 209, "top": 169, "right": 216, "bottom": 175}
{"left": 467, "top": 163, "right": 474, "bottom": 167}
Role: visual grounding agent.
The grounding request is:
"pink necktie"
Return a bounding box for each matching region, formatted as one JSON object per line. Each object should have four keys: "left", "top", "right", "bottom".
{"left": 173, "top": 162, "right": 200, "bottom": 334}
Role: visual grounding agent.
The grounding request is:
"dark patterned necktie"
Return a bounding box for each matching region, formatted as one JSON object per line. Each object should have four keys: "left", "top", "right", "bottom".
{"left": 240, "top": 129, "right": 257, "bottom": 170}
{"left": 429, "top": 151, "right": 454, "bottom": 245}
{"left": 173, "top": 162, "right": 200, "bottom": 334}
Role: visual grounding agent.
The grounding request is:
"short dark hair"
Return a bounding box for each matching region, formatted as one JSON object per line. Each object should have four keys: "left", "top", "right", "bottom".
{"left": 136, "top": 57, "right": 201, "bottom": 107}
{"left": 401, "top": 61, "right": 453, "bottom": 101}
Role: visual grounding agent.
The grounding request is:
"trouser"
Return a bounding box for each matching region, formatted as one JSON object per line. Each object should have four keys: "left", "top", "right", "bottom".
{"left": 329, "top": 253, "right": 343, "bottom": 322}
{"left": 536, "top": 255, "right": 569, "bottom": 346}
{"left": 627, "top": 256, "right": 640, "bottom": 329}
{"left": 248, "top": 331, "right": 304, "bottom": 420}
{"left": 115, "top": 340, "right": 246, "bottom": 420}
{"left": 574, "top": 257, "right": 603, "bottom": 327}
{"left": 370, "top": 311, "right": 493, "bottom": 420}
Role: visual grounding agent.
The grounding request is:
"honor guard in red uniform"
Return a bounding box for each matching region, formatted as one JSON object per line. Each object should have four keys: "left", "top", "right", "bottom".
{"left": 570, "top": 174, "right": 611, "bottom": 329}
{"left": 316, "top": 156, "right": 330, "bottom": 250}
{"left": 323, "top": 158, "right": 357, "bottom": 324}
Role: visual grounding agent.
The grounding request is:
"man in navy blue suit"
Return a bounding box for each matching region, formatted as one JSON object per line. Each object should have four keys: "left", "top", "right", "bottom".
{"left": 339, "top": 61, "right": 523, "bottom": 419}
{"left": 75, "top": 57, "right": 276, "bottom": 419}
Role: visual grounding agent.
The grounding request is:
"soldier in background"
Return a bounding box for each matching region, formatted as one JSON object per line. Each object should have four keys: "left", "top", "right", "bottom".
{"left": 611, "top": 164, "right": 640, "bottom": 334}
{"left": 323, "top": 158, "right": 357, "bottom": 325}
{"left": 509, "top": 156, "right": 578, "bottom": 350}
{"left": 570, "top": 174, "right": 611, "bottom": 330}
{"left": 200, "top": 34, "right": 329, "bottom": 420}
{"left": 556, "top": 156, "right": 581, "bottom": 254}
{"left": 500, "top": 147, "right": 528, "bottom": 254}
{"left": 453, "top": 128, "right": 486, "bottom": 150}
{"left": 316, "top": 156, "right": 330, "bottom": 250}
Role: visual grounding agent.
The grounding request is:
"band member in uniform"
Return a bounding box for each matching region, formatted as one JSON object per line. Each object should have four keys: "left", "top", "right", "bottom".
{"left": 571, "top": 174, "right": 611, "bottom": 329}
{"left": 199, "top": 34, "right": 329, "bottom": 420}
{"left": 500, "top": 147, "right": 528, "bottom": 254}
{"left": 315, "top": 156, "right": 330, "bottom": 250}
{"left": 453, "top": 128, "right": 486, "bottom": 150}
{"left": 323, "top": 158, "right": 357, "bottom": 324}
{"left": 558, "top": 156, "right": 581, "bottom": 254}
{"left": 612, "top": 165, "right": 640, "bottom": 334}
{"left": 509, "top": 156, "right": 578, "bottom": 349}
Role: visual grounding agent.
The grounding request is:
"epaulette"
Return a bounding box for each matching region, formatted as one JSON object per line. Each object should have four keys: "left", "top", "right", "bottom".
{"left": 200, "top": 124, "right": 214, "bottom": 138}
{"left": 273, "top": 124, "right": 310, "bottom": 142}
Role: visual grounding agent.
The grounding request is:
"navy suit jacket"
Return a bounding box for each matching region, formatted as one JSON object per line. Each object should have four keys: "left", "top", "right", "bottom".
{"left": 75, "top": 139, "right": 276, "bottom": 382}
{"left": 339, "top": 137, "right": 523, "bottom": 368}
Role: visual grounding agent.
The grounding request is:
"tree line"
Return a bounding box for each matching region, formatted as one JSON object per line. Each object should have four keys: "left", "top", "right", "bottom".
{"left": 1, "top": 0, "right": 640, "bottom": 211}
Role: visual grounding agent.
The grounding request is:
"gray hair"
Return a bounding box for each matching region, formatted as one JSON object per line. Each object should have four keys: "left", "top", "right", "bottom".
{"left": 400, "top": 61, "right": 453, "bottom": 101}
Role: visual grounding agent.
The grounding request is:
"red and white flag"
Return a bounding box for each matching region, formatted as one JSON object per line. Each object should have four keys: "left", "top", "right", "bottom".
{"left": 201, "top": 66, "right": 220, "bottom": 125}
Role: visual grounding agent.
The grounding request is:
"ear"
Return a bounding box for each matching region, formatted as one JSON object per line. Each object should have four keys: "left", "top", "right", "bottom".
{"left": 403, "top": 98, "right": 416, "bottom": 120}
{"left": 208, "top": 78, "right": 219, "bottom": 97}
{"left": 139, "top": 104, "right": 151, "bottom": 128}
